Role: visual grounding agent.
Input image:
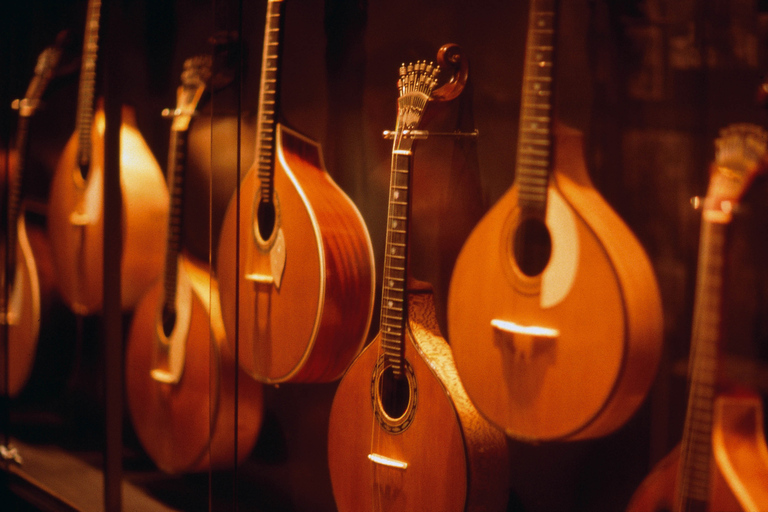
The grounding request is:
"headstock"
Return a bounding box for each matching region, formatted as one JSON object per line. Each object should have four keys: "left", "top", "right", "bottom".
{"left": 170, "top": 55, "right": 212, "bottom": 131}
{"left": 396, "top": 61, "right": 441, "bottom": 132}
{"left": 12, "top": 31, "right": 68, "bottom": 118}
{"left": 704, "top": 124, "right": 768, "bottom": 222}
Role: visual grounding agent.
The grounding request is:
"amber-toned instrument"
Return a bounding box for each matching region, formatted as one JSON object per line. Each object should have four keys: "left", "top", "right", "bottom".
{"left": 216, "top": 0, "right": 375, "bottom": 383}
{"left": 446, "top": 0, "right": 663, "bottom": 441}
{"left": 626, "top": 124, "right": 768, "bottom": 512}
{"left": 125, "top": 57, "right": 263, "bottom": 473}
{"left": 47, "top": 0, "right": 168, "bottom": 315}
{"left": 1, "top": 41, "right": 63, "bottom": 397}
{"left": 327, "top": 60, "right": 509, "bottom": 512}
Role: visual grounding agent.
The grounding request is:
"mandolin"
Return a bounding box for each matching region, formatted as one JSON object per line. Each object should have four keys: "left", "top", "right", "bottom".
{"left": 327, "top": 60, "right": 509, "bottom": 512}
{"left": 125, "top": 57, "right": 263, "bottom": 473}
{"left": 626, "top": 124, "right": 768, "bottom": 512}
{"left": 1, "top": 40, "right": 64, "bottom": 397}
{"left": 47, "top": 0, "right": 168, "bottom": 316}
{"left": 447, "top": 0, "right": 663, "bottom": 441}
{"left": 216, "top": 0, "right": 375, "bottom": 384}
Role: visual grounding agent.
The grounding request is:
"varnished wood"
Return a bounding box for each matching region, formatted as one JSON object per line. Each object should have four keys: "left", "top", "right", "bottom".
{"left": 627, "top": 124, "right": 768, "bottom": 512}
{"left": 329, "top": 59, "right": 507, "bottom": 511}
{"left": 626, "top": 394, "right": 768, "bottom": 512}
{"left": 448, "top": 124, "right": 663, "bottom": 440}
{"left": 125, "top": 254, "right": 263, "bottom": 473}
{"left": 216, "top": 124, "right": 375, "bottom": 383}
{"left": 328, "top": 286, "right": 509, "bottom": 512}
{"left": 47, "top": 106, "right": 169, "bottom": 314}
{"left": 2, "top": 40, "right": 64, "bottom": 396}
{"left": 1, "top": 215, "right": 42, "bottom": 396}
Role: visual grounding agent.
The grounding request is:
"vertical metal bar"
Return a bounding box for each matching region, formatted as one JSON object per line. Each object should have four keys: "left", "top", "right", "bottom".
{"left": 101, "top": 0, "right": 123, "bottom": 509}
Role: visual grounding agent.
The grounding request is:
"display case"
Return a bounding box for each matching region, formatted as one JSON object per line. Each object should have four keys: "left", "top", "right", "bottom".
{"left": 2, "top": 0, "right": 768, "bottom": 511}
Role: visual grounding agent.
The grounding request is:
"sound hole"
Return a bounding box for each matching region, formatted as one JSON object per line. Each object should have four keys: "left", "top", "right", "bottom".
{"left": 371, "top": 356, "right": 417, "bottom": 434}
{"left": 513, "top": 217, "right": 552, "bottom": 277}
{"left": 255, "top": 200, "right": 276, "bottom": 241}
{"left": 161, "top": 307, "right": 176, "bottom": 338}
{"left": 379, "top": 366, "right": 411, "bottom": 420}
{"left": 78, "top": 162, "right": 89, "bottom": 182}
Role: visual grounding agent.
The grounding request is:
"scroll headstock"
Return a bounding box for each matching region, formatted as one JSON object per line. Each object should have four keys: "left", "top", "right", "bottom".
{"left": 431, "top": 43, "right": 468, "bottom": 103}
{"left": 170, "top": 55, "right": 212, "bottom": 131}
{"left": 704, "top": 124, "right": 768, "bottom": 222}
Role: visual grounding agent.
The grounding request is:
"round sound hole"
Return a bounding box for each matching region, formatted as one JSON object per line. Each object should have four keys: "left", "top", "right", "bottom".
{"left": 512, "top": 217, "right": 552, "bottom": 277}
{"left": 371, "top": 356, "right": 417, "bottom": 434}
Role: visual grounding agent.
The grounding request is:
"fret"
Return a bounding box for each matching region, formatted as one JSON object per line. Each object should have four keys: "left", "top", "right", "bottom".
{"left": 516, "top": 0, "right": 557, "bottom": 220}
{"left": 517, "top": 156, "right": 549, "bottom": 167}
{"left": 519, "top": 136, "right": 551, "bottom": 146}
{"left": 522, "top": 114, "right": 551, "bottom": 122}
{"left": 519, "top": 147, "right": 549, "bottom": 158}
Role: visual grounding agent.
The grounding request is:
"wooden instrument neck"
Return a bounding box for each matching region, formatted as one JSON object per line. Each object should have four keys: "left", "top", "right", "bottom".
{"left": 514, "top": 0, "right": 558, "bottom": 217}
{"left": 380, "top": 134, "right": 414, "bottom": 377}
{"left": 255, "top": 0, "right": 285, "bottom": 205}
{"left": 75, "top": 0, "right": 102, "bottom": 178}
{"left": 161, "top": 127, "right": 190, "bottom": 317}
{"left": 675, "top": 217, "right": 728, "bottom": 511}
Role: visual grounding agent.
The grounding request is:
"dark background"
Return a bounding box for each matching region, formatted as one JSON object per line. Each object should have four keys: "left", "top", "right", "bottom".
{"left": 2, "top": 0, "right": 768, "bottom": 510}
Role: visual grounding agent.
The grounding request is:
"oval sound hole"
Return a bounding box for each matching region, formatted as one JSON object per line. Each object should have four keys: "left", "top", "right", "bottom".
{"left": 379, "top": 366, "right": 411, "bottom": 420}
{"left": 513, "top": 217, "right": 552, "bottom": 277}
{"left": 256, "top": 200, "right": 276, "bottom": 241}
{"left": 161, "top": 307, "right": 177, "bottom": 338}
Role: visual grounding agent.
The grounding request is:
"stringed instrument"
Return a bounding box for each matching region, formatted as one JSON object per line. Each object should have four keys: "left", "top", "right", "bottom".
{"left": 327, "top": 60, "right": 509, "bottom": 512}
{"left": 216, "top": 0, "right": 375, "bottom": 384}
{"left": 47, "top": 0, "right": 168, "bottom": 315}
{"left": 1, "top": 40, "right": 64, "bottom": 397}
{"left": 446, "top": 0, "right": 663, "bottom": 441}
{"left": 125, "top": 57, "right": 263, "bottom": 473}
{"left": 626, "top": 124, "right": 768, "bottom": 512}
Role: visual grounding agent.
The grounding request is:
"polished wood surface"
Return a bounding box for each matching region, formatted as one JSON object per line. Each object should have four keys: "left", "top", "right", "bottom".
{"left": 1, "top": 215, "right": 42, "bottom": 397}
{"left": 626, "top": 124, "right": 768, "bottom": 512}
{"left": 2, "top": 39, "right": 64, "bottom": 396}
{"left": 47, "top": 105, "right": 169, "bottom": 315}
{"left": 625, "top": 394, "right": 768, "bottom": 512}
{"left": 216, "top": 0, "right": 373, "bottom": 384}
{"left": 125, "top": 254, "right": 263, "bottom": 473}
{"left": 216, "top": 124, "right": 374, "bottom": 383}
{"left": 327, "top": 286, "right": 509, "bottom": 512}
{"left": 448, "top": 124, "right": 663, "bottom": 440}
{"left": 328, "top": 59, "right": 507, "bottom": 512}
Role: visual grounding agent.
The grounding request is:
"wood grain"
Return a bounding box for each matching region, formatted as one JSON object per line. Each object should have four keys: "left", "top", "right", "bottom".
{"left": 448, "top": 124, "right": 663, "bottom": 440}
{"left": 47, "top": 106, "right": 168, "bottom": 315}
{"left": 125, "top": 253, "right": 263, "bottom": 473}
{"left": 216, "top": 124, "right": 374, "bottom": 383}
{"left": 328, "top": 284, "right": 509, "bottom": 512}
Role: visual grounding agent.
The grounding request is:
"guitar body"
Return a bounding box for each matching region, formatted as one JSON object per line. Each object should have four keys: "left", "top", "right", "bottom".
{"left": 328, "top": 285, "right": 508, "bottom": 512}
{"left": 217, "top": 123, "right": 374, "bottom": 383}
{"left": 48, "top": 105, "right": 168, "bottom": 315}
{"left": 1, "top": 215, "right": 42, "bottom": 397}
{"left": 125, "top": 254, "right": 263, "bottom": 473}
{"left": 626, "top": 394, "right": 768, "bottom": 512}
{"left": 448, "top": 124, "right": 663, "bottom": 440}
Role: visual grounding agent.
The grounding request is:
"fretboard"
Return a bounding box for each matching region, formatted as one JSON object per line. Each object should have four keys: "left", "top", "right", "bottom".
{"left": 380, "top": 137, "right": 415, "bottom": 377}
{"left": 675, "top": 217, "right": 726, "bottom": 512}
{"left": 255, "top": 0, "right": 285, "bottom": 205}
{"left": 161, "top": 127, "right": 189, "bottom": 316}
{"left": 515, "top": 0, "right": 557, "bottom": 216}
{"left": 75, "top": 0, "right": 101, "bottom": 179}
